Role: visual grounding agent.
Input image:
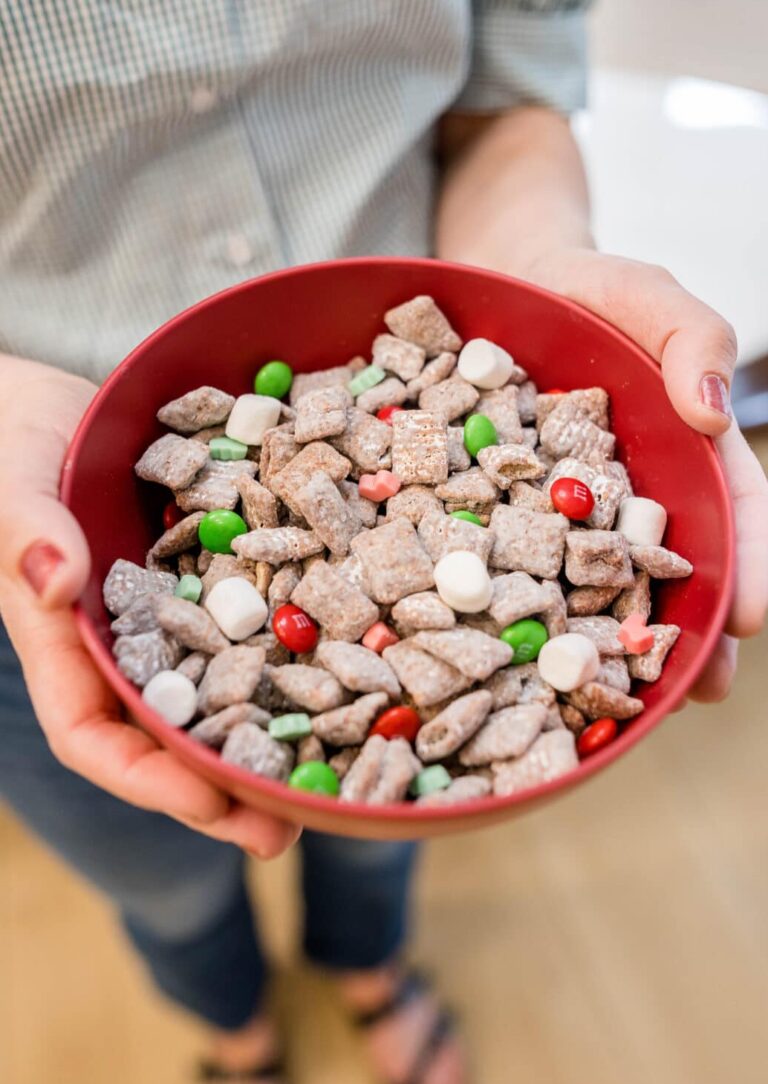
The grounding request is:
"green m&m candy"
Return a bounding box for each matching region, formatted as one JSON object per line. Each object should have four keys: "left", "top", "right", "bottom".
{"left": 500, "top": 619, "right": 549, "bottom": 665}
{"left": 254, "top": 360, "right": 293, "bottom": 399}
{"left": 463, "top": 413, "right": 497, "bottom": 457}
{"left": 450, "top": 509, "right": 483, "bottom": 526}
{"left": 289, "top": 761, "right": 340, "bottom": 797}
{"left": 198, "top": 509, "right": 248, "bottom": 555}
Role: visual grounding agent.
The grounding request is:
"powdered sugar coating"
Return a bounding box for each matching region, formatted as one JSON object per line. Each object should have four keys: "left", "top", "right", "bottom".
{"left": 109, "top": 293, "right": 693, "bottom": 808}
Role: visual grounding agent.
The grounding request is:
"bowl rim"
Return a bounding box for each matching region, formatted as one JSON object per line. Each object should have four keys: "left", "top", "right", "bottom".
{"left": 60, "top": 255, "right": 736, "bottom": 828}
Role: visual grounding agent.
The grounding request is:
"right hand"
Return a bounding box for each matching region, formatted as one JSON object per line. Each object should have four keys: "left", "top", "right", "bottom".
{"left": 0, "top": 357, "right": 299, "bottom": 857}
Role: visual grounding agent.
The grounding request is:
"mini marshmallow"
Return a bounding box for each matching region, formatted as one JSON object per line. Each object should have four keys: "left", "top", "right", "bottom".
{"left": 142, "top": 670, "right": 198, "bottom": 726}
{"left": 536, "top": 633, "right": 600, "bottom": 692}
{"left": 204, "top": 576, "right": 268, "bottom": 641}
{"left": 225, "top": 394, "right": 282, "bottom": 446}
{"left": 433, "top": 550, "right": 493, "bottom": 614}
{"left": 616, "top": 496, "right": 667, "bottom": 547}
{"left": 457, "top": 338, "right": 515, "bottom": 390}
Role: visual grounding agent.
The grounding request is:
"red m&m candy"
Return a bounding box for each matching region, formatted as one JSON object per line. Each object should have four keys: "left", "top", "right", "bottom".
{"left": 273, "top": 604, "right": 318, "bottom": 653}
{"left": 162, "top": 501, "right": 184, "bottom": 530}
{"left": 370, "top": 705, "right": 421, "bottom": 743}
{"left": 543, "top": 387, "right": 567, "bottom": 395}
{"left": 550, "top": 477, "right": 595, "bottom": 520}
{"left": 577, "top": 717, "right": 618, "bottom": 758}
{"left": 376, "top": 405, "right": 406, "bottom": 425}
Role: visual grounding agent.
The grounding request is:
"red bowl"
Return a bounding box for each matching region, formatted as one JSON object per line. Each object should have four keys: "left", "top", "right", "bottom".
{"left": 60, "top": 257, "right": 734, "bottom": 839}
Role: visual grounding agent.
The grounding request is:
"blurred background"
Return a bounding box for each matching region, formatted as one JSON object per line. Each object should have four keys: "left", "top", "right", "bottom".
{"left": 2, "top": 3, "right": 767, "bottom": 1082}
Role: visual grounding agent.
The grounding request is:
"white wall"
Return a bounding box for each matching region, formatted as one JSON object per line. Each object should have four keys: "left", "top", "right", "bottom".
{"left": 580, "top": 2, "right": 768, "bottom": 361}
{"left": 591, "top": 0, "right": 768, "bottom": 93}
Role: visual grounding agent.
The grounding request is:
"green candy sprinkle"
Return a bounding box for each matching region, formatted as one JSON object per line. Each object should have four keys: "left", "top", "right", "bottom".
{"left": 269, "top": 713, "right": 313, "bottom": 741}
{"left": 289, "top": 761, "right": 340, "bottom": 797}
{"left": 450, "top": 510, "right": 483, "bottom": 526}
{"left": 463, "top": 413, "right": 498, "bottom": 458}
{"left": 500, "top": 619, "right": 549, "bottom": 665}
{"left": 174, "top": 574, "right": 203, "bottom": 603}
{"left": 410, "top": 765, "right": 452, "bottom": 798}
{"left": 347, "top": 365, "right": 386, "bottom": 398}
{"left": 209, "top": 436, "right": 248, "bottom": 461}
{"left": 198, "top": 509, "right": 248, "bottom": 555}
{"left": 254, "top": 360, "right": 293, "bottom": 399}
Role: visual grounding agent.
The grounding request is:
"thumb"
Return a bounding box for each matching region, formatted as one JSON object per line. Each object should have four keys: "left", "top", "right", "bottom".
{"left": 5, "top": 495, "right": 91, "bottom": 609}
{"left": 655, "top": 293, "right": 736, "bottom": 439}
{"left": 0, "top": 368, "right": 95, "bottom": 607}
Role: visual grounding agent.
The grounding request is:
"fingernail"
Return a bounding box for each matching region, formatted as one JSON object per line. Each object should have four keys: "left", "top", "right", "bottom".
{"left": 20, "top": 541, "right": 65, "bottom": 597}
{"left": 700, "top": 374, "right": 731, "bottom": 417}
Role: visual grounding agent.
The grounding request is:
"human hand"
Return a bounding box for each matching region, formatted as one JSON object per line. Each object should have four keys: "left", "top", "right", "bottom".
{"left": 524, "top": 248, "right": 768, "bottom": 703}
{"left": 435, "top": 108, "right": 767, "bottom": 702}
{"left": 0, "top": 357, "right": 299, "bottom": 856}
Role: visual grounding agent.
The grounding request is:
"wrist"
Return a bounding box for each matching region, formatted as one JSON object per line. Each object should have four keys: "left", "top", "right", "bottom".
{"left": 515, "top": 243, "right": 598, "bottom": 292}
{"left": 434, "top": 108, "right": 594, "bottom": 284}
{"left": 441, "top": 235, "right": 595, "bottom": 285}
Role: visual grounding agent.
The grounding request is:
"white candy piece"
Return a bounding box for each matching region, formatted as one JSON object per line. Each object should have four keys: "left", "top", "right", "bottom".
{"left": 457, "top": 338, "right": 515, "bottom": 390}
{"left": 536, "top": 633, "right": 600, "bottom": 693}
{"left": 225, "top": 394, "right": 282, "bottom": 446}
{"left": 204, "top": 576, "right": 268, "bottom": 641}
{"left": 433, "top": 550, "right": 493, "bottom": 614}
{"left": 616, "top": 496, "right": 668, "bottom": 547}
{"left": 142, "top": 670, "right": 198, "bottom": 727}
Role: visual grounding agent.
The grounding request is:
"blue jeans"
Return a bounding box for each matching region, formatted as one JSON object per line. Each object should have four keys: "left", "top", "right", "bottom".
{"left": 0, "top": 621, "right": 417, "bottom": 1029}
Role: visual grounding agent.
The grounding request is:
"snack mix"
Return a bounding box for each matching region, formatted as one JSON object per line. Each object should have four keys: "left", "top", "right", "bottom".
{"left": 103, "top": 295, "right": 692, "bottom": 806}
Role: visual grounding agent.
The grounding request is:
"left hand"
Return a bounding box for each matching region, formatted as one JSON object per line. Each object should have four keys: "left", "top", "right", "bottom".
{"left": 525, "top": 247, "right": 768, "bottom": 704}
{"left": 0, "top": 358, "right": 300, "bottom": 858}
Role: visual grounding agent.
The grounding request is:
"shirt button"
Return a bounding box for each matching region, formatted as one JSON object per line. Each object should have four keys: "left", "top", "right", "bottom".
{"left": 226, "top": 233, "right": 253, "bottom": 267}
{"left": 189, "top": 86, "right": 217, "bottom": 113}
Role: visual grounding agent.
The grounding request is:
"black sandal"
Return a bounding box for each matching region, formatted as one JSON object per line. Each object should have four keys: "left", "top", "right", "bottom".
{"left": 196, "top": 1054, "right": 286, "bottom": 1082}
{"left": 352, "top": 971, "right": 458, "bottom": 1084}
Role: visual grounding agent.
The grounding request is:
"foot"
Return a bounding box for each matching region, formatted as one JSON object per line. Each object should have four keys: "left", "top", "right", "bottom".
{"left": 337, "top": 965, "right": 467, "bottom": 1084}
{"left": 199, "top": 1010, "right": 286, "bottom": 1081}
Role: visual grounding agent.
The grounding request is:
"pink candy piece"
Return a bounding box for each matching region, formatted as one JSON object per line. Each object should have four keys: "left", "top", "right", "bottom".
{"left": 362, "top": 622, "right": 400, "bottom": 654}
{"left": 617, "top": 613, "right": 655, "bottom": 654}
{"left": 358, "top": 470, "right": 402, "bottom": 502}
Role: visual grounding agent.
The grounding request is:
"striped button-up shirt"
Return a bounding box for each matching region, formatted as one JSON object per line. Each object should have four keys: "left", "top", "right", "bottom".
{"left": 0, "top": 1, "right": 590, "bottom": 381}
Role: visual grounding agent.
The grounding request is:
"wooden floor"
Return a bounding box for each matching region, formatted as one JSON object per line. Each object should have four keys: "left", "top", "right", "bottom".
{"left": 3, "top": 437, "right": 766, "bottom": 1084}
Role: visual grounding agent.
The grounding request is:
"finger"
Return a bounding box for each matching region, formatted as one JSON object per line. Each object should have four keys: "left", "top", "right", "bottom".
{"left": 6, "top": 589, "right": 297, "bottom": 849}
{"left": 542, "top": 252, "right": 736, "bottom": 437}
{"left": 688, "top": 634, "right": 739, "bottom": 703}
{"left": 659, "top": 305, "right": 736, "bottom": 437}
{"left": 175, "top": 804, "right": 302, "bottom": 859}
{"left": 716, "top": 425, "right": 768, "bottom": 638}
{"left": 3, "top": 590, "right": 227, "bottom": 821}
{"left": 21, "top": 605, "right": 231, "bottom": 820}
{"left": 0, "top": 374, "right": 95, "bottom": 607}
{"left": 538, "top": 251, "right": 767, "bottom": 638}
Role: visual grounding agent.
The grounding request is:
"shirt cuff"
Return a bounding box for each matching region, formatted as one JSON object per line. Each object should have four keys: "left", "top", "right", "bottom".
{"left": 454, "top": 1, "right": 591, "bottom": 115}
